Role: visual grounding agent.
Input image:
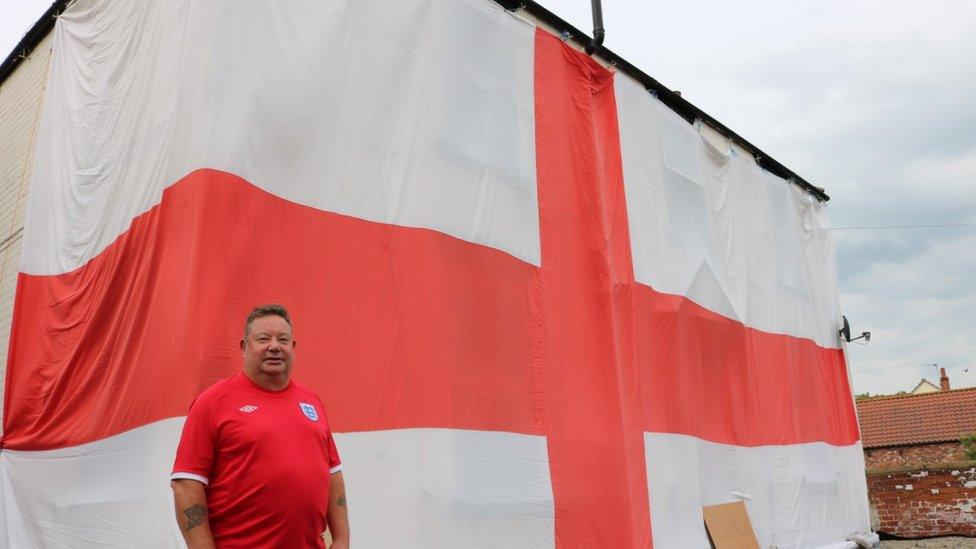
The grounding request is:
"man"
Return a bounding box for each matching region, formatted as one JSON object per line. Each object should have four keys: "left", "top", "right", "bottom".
{"left": 171, "top": 304, "right": 349, "bottom": 548}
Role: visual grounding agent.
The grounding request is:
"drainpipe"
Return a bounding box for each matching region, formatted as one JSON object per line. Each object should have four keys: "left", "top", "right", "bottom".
{"left": 584, "top": 0, "right": 605, "bottom": 55}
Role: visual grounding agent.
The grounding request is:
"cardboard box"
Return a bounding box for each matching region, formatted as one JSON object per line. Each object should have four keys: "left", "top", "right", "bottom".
{"left": 702, "top": 501, "right": 760, "bottom": 549}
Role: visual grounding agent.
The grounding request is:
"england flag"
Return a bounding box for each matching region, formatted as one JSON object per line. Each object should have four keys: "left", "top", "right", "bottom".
{"left": 1, "top": 0, "right": 868, "bottom": 547}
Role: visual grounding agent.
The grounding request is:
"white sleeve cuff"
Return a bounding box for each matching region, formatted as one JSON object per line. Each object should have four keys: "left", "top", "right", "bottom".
{"left": 329, "top": 464, "right": 343, "bottom": 474}
{"left": 171, "top": 472, "right": 209, "bottom": 485}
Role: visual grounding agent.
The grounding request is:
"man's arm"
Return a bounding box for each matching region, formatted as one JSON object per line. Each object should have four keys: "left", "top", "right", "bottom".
{"left": 327, "top": 471, "right": 350, "bottom": 548}
{"left": 171, "top": 479, "right": 216, "bottom": 549}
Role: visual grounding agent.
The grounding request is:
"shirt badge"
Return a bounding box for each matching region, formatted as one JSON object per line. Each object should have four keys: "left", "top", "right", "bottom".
{"left": 238, "top": 405, "right": 258, "bottom": 413}
{"left": 299, "top": 402, "right": 319, "bottom": 421}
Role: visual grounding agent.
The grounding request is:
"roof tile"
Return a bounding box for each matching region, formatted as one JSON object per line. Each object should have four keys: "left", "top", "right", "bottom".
{"left": 856, "top": 387, "right": 976, "bottom": 448}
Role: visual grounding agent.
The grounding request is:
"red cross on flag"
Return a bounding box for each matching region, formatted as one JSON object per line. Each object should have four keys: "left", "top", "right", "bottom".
{"left": 0, "top": 0, "right": 869, "bottom": 547}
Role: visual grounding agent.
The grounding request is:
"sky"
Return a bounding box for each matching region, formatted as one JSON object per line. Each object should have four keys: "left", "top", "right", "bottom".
{"left": 2, "top": 0, "right": 975, "bottom": 396}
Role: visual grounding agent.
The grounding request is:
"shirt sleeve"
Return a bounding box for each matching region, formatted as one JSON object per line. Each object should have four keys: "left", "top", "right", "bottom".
{"left": 317, "top": 396, "right": 342, "bottom": 474}
{"left": 327, "top": 430, "right": 342, "bottom": 474}
{"left": 171, "top": 395, "right": 215, "bottom": 484}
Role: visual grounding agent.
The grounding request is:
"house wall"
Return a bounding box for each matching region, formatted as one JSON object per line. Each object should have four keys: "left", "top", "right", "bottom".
{"left": 865, "top": 442, "right": 969, "bottom": 470}
{"left": 867, "top": 463, "right": 976, "bottom": 538}
{"left": 0, "top": 32, "right": 53, "bottom": 429}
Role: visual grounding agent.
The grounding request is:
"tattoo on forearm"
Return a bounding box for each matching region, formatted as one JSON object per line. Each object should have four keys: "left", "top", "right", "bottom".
{"left": 183, "top": 504, "right": 208, "bottom": 530}
{"left": 337, "top": 494, "right": 346, "bottom": 507}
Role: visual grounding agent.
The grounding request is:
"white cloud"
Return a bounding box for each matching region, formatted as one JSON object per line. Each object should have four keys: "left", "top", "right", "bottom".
{"left": 842, "top": 230, "right": 976, "bottom": 394}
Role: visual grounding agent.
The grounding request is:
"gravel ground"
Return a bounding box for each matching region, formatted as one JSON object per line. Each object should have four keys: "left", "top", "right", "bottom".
{"left": 880, "top": 538, "right": 976, "bottom": 548}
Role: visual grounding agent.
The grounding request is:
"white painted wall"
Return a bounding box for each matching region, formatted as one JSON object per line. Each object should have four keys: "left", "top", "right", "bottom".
{"left": 0, "top": 32, "right": 52, "bottom": 430}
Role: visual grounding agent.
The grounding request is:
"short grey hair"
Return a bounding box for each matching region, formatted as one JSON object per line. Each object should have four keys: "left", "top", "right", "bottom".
{"left": 244, "top": 304, "right": 292, "bottom": 338}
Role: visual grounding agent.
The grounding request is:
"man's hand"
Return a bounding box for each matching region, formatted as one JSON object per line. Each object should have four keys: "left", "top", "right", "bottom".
{"left": 171, "top": 479, "right": 216, "bottom": 549}
{"left": 327, "top": 471, "right": 350, "bottom": 548}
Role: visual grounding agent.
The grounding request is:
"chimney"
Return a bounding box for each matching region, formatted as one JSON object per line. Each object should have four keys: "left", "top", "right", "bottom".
{"left": 940, "top": 367, "right": 950, "bottom": 391}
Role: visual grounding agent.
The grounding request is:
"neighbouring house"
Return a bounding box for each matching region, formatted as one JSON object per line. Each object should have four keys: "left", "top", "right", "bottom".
{"left": 911, "top": 379, "right": 941, "bottom": 394}
{"left": 856, "top": 371, "right": 976, "bottom": 537}
{"left": 859, "top": 371, "right": 973, "bottom": 469}
{"left": 910, "top": 367, "right": 951, "bottom": 395}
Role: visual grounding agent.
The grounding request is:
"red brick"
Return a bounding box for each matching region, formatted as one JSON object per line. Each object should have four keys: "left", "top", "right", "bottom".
{"left": 868, "top": 465, "right": 976, "bottom": 537}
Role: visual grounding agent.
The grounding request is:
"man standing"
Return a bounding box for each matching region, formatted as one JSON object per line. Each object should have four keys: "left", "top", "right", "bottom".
{"left": 171, "top": 304, "right": 349, "bottom": 548}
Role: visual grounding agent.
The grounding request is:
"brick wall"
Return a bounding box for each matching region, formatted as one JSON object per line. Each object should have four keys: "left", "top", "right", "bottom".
{"left": 865, "top": 442, "right": 969, "bottom": 469}
{"left": 867, "top": 463, "right": 976, "bottom": 538}
{"left": 0, "top": 32, "right": 53, "bottom": 429}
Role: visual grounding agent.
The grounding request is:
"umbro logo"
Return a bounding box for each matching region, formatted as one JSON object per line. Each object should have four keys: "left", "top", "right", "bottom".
{"left": 238, "top": 405, "right": 259, "bottom": 413}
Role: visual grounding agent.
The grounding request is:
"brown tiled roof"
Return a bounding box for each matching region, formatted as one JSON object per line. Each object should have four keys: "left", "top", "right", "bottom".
{"left": 856, "top": 386, "right": 976, "bottom": 448}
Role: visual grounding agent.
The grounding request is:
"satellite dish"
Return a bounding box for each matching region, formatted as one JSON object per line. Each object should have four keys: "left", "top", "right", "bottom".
{"left": 839, "top": 315, "right": 870, "bottom": 344}
{"left": 839, "top": 315, "right": 851, "bottom": 342}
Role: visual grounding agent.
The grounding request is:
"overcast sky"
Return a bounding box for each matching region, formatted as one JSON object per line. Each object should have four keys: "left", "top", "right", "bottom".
{"left": 3, "top": 0, "right": 975, "bottom": 396}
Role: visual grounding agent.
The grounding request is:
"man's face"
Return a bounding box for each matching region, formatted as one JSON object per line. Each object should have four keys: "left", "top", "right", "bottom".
{"left": 241, "top": 315, "right": 295, "bottom": 381}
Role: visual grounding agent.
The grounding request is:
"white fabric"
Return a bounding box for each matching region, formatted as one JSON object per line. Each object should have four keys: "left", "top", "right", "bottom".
{"left": 23, "top": 0, "right": 538, "bottom": 275}
{"left": 336, "top": 429, "right": 554, "bottom": 548}
{"left": 0, "top": 418, "right": 186, "bottom": 548}
{"left": 644, "top": 433, "right": 870, "bottom": 549}
{"left": 615, "top": 77, "right": 842, "bottom": 349}
{"left": 0, "top": 420, "right": 552, "bottom": 548}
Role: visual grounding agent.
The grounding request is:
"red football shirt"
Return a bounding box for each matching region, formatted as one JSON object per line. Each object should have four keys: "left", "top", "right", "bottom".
{"left": 172, "top": 373, "right": 342, "bottom": 548}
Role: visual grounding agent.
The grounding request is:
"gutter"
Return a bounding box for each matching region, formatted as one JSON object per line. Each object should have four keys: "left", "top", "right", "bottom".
{"left": 0, "top": 0, "right": 71, "bottom": 90}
